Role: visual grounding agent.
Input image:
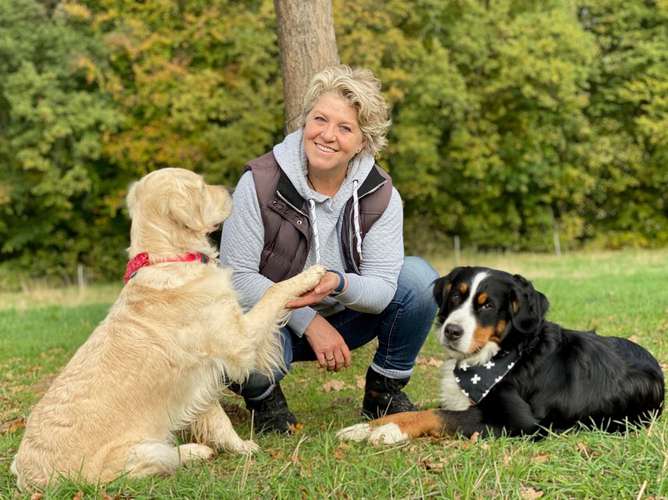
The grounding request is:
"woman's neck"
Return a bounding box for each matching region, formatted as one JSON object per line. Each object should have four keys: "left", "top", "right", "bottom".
{"left": 307, "top": 168, "right": 347, "bottom": 197}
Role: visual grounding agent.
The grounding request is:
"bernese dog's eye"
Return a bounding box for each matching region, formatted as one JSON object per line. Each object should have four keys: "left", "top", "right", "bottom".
{"left": 481, "top": 301, "right": 495, "bottom": 310}
{"left": 450, "top": 293, "right": 461, "bottom": 305}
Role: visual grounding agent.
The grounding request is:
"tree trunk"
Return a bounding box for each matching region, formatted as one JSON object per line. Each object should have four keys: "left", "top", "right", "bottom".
{"left": 274, "top": 0, "right": 340, "bottom": 133}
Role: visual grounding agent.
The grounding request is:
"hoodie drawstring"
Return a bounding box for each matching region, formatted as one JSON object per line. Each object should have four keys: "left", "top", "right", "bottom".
{"left": 307, "top": 198, "right": 321, "bottom": 264}
{"left": 352, "top": 179, "right": 363, "bottom": 262}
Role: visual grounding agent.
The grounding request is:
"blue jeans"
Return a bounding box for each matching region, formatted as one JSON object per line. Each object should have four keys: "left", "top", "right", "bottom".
{"left": 240, "top": 256, "right": 439, "bottom": 400}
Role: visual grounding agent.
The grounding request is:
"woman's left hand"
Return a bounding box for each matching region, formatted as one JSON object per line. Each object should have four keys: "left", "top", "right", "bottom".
{"left": 286, "top": 271, "right": 344, "bottom": 308}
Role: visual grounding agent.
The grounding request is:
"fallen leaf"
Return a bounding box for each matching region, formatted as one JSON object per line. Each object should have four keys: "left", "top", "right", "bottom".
{"left": 416, "top": 356, "right": 444, "bottom": 367}
{"left": 420, "top": 458, "right": 445, "bottom": 472}
{"left": 531, "top": 453, "right": 550, "bottom": 464}
{"left": 576, "top": 442, "right": 590, "bottom": 458}
{"left": 469, "top": 432, "right": 480, "bottom": 444}
{"left": 322, "top": 380, "right": 347, "bottom": 392}
{"left": 355, "top": 376, "right": 365, "bottom": 389}
{"left": 520, "top": 486, "right": 544, "bottom": 499}
{"left": 30, "top": 494, "right": 43, "bottom": 500}
{"left": 502, "top": 451, "right": 512, "bottom": 466}
{"left": 334, "top": 445, "right": 347, "bottom": 460}
{"left": 72, "top": 492, "right": 84, "bottom": 500}
{"left": 0, "top": 417, "right": 25, "bottom": 434}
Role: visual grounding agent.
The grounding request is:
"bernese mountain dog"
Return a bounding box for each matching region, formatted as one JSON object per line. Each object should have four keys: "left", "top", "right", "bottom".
{"left": 338, "top": 266, "right": 664, "bottom": 444}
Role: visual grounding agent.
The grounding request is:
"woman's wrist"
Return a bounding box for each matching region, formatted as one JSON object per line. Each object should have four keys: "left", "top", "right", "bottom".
{"left": 327, "top": 269, "right": 347, "bottom": 295}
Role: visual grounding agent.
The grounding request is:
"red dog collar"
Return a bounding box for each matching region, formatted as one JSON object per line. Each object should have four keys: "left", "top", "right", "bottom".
{"left": 123, "top": 252, "right": 210, "bottom": 283}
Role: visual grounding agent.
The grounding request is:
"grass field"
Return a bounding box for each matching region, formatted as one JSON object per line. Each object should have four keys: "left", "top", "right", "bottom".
{"left": 1, "top": 250, "right": 667, "bottom": 499}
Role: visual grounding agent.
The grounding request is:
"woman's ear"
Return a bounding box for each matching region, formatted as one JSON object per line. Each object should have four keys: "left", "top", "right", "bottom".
{"left": 509, "top": 274, "right": 550, "bottom": 334}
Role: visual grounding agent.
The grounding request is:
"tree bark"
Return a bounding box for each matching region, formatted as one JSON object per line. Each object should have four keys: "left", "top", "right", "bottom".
{"left": 274, "top": 0, "right": 340, "bottom": 133}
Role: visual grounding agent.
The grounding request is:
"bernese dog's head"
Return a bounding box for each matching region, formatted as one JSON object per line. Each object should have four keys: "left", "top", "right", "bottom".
{"left": 433, "top": 267, "right": 549, "bottom": 363}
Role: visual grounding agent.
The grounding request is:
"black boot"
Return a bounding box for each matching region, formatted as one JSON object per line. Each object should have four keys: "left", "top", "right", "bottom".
{"left": 243, "top": 383, "right": 298, "bottom": 434}
{"left": 362, "top": 367, "right": 417, "bottom": 419}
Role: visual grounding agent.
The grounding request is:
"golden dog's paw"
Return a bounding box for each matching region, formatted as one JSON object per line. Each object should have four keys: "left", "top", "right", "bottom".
{"left": 289, "top": 265, "right": 327, "bottom": 294}
{"left": 229, "top": 439, "right": 259, "bottom": 455}
{"left": 303, "top": 264, "right": 327, "bottom": 286}
{"left": 180, "top": 443, "right": 216, "bottom": 462}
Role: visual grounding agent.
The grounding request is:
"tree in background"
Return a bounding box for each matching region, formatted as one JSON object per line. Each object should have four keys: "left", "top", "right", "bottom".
{"left": 0, "top": 0, "right": 122, "bottom": 286}
{"left": 580, "top": 0, "right": 668, "bottom": 247}
{"left": 274, "top": 0, "right": 339, "bottom": 133}
{"left": 0, "top": 0, "right": 666, "bottom": 287}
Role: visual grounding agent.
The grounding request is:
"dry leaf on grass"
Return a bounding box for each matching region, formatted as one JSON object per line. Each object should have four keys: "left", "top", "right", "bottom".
{"left": 30, "top": 494, "right": 43, "bottom": 500}
{"left": 531, "top": 453, "right": 550, "bottom": 464}
{"left": 334, "top": 443, "right": 349, "bottom": 460}
{"left": 322, "top": 380, "right": 347, "bottom": 392}
{"left": 355, "top": 375, "right": 365, "bottom": 389}
{"left": 502, "top": 451, "right": 512, "bottom": 466}
{"left": 419, "top": 457, "right": 445, "bottom": 472}
{"left": 72, "top": 492, "right": 84, "bottom": 500}
{"left": 520, "top": 486, "right": 544, "bottom": 499}
{"left": 416, "top": 356, "right": 444, "bottom": 367}
{"left": 576, "top": 442, "right": 591, "bottom": 458}
{"left": 0, "top": 416, "right": 25, "bottom": 434}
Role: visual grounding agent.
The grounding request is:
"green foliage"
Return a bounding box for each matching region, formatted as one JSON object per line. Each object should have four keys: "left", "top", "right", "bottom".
{"left": 0, "top": 0, "right": 666, "bottom": 285}
{"left": 0, "top": 0, "right": 124, "bottom": 282}
{"left": 91, "top": 0, "right": 283, "bottom": 184}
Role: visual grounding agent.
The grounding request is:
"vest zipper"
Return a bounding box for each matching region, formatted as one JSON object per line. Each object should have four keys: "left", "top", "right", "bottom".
{"left": 276, "top": 191, "right": 308, "bottom": 218}
{"left": 347, "top": 179, "right": 388, "bottom": 274}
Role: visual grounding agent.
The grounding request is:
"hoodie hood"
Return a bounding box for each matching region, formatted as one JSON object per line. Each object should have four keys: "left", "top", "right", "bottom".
{"left": 273, "top": 128, "right": 376, "bottom": 205}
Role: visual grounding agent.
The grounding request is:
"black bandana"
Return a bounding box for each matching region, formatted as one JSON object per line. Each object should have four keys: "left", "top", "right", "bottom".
{"left": 453, "top": 348, "right": 521, "bottom": 404}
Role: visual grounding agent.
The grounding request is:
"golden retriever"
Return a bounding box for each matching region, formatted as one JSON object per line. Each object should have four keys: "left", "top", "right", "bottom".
{"left": 11, "top": 168, "right": 325, "bottom": 490}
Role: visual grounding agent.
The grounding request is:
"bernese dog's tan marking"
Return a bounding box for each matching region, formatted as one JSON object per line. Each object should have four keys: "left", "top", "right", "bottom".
{"left": 338, "top": 267, "right": 664, "bottom": 445}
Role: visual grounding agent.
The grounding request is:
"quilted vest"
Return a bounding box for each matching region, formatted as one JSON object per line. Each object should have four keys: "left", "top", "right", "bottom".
{"left": 245, "top": 152, "right": 393, "bottom": 282}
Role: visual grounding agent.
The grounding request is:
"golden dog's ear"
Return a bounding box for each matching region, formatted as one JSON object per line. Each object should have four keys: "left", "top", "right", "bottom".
{"left": 167, "top": 190, "right": 206, "bottom": 232}
{"left": 126, "top": 181, "right": 140, "bottom": 219}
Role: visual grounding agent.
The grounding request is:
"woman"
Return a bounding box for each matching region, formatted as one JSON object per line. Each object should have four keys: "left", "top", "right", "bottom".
{"left": 220, "top": 65, "right": 438, "bottom": 433}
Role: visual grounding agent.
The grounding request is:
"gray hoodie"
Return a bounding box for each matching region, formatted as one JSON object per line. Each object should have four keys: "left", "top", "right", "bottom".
{"left": 220, "top": 129, "right": 404, "bottom": 336}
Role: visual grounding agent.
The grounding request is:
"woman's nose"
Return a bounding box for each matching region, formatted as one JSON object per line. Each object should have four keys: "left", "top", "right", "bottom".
{"left": 320, "top": 124, "right": 336, "bottom": 141}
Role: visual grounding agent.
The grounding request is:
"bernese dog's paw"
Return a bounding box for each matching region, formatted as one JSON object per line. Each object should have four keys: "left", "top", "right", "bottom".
{"left": 336, "top": 423, "right": 372, "bottom": 442}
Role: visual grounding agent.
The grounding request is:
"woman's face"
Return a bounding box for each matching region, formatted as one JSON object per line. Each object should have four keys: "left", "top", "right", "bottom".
{"left": 303, "top": 92, "right": 366, "bottom": 177}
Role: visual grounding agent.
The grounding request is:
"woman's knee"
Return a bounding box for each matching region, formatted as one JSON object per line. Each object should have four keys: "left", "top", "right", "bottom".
{"left": 396, "top": 256, "right": 439, "bottom": 313}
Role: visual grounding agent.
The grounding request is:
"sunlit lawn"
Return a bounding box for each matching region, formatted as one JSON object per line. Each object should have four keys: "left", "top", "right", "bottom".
{"left": 1, "top": 249, "right": 667, "bottom": 498}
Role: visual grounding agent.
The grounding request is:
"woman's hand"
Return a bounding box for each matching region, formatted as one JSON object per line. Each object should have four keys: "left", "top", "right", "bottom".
{"left": 304, "top": 314, "right": 351, "bottom": 371}
{"left": 286, "top": 271, "right": 345, "bottom": 308}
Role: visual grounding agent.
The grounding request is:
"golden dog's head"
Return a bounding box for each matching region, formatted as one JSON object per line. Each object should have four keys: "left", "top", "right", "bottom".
{"left": 126, "top": 168, "right": 232, "bottom": 259}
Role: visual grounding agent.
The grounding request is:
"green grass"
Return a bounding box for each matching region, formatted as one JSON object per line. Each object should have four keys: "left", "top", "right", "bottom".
{"left": 1, "top": 250, "right": 667, "bottom": 498}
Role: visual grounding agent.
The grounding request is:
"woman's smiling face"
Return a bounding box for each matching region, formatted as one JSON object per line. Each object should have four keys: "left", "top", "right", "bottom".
{"left": 303, "top": 92, "right": 366, "bottom": 178}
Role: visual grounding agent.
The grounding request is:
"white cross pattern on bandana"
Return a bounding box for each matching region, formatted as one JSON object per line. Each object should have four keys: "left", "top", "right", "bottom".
{"left": 454, "top": 348, "right": 521, "bottom": 404}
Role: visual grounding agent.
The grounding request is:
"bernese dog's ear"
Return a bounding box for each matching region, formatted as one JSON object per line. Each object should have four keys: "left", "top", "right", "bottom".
{"left": 433, "top": 266, "right": 467, "bottom": 305}
{"left": 509, "top": 274, "right": 550, "bottom": 334}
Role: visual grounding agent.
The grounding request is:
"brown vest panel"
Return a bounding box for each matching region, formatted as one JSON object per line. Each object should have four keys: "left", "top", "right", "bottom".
{"left": 245, "top": 152, "right": 393, "bottom": 282}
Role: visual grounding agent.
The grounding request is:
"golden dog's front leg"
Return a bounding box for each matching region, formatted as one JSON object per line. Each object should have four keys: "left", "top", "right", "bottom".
{"left": 191, "top": 403, "right": 259, "bottom": 454}
{"left": 242, "top": 265, "right": 326, "bottom": 343}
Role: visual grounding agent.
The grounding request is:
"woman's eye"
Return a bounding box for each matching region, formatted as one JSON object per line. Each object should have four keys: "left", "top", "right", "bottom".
{"left": 314, "top": 115, "right": 326, "bottom": 122}
{"left": 340, "top": 125, "right": 352, "bottom": 133}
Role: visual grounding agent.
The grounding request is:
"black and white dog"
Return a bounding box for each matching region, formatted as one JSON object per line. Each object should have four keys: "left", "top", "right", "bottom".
{"left": 338, "top": 266, "right": 664, "bottom": 444}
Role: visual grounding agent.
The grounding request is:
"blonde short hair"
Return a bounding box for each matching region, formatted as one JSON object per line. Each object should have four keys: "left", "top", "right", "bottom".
{"left": 301, "top": 65, "right": 391, "bottom": 156}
